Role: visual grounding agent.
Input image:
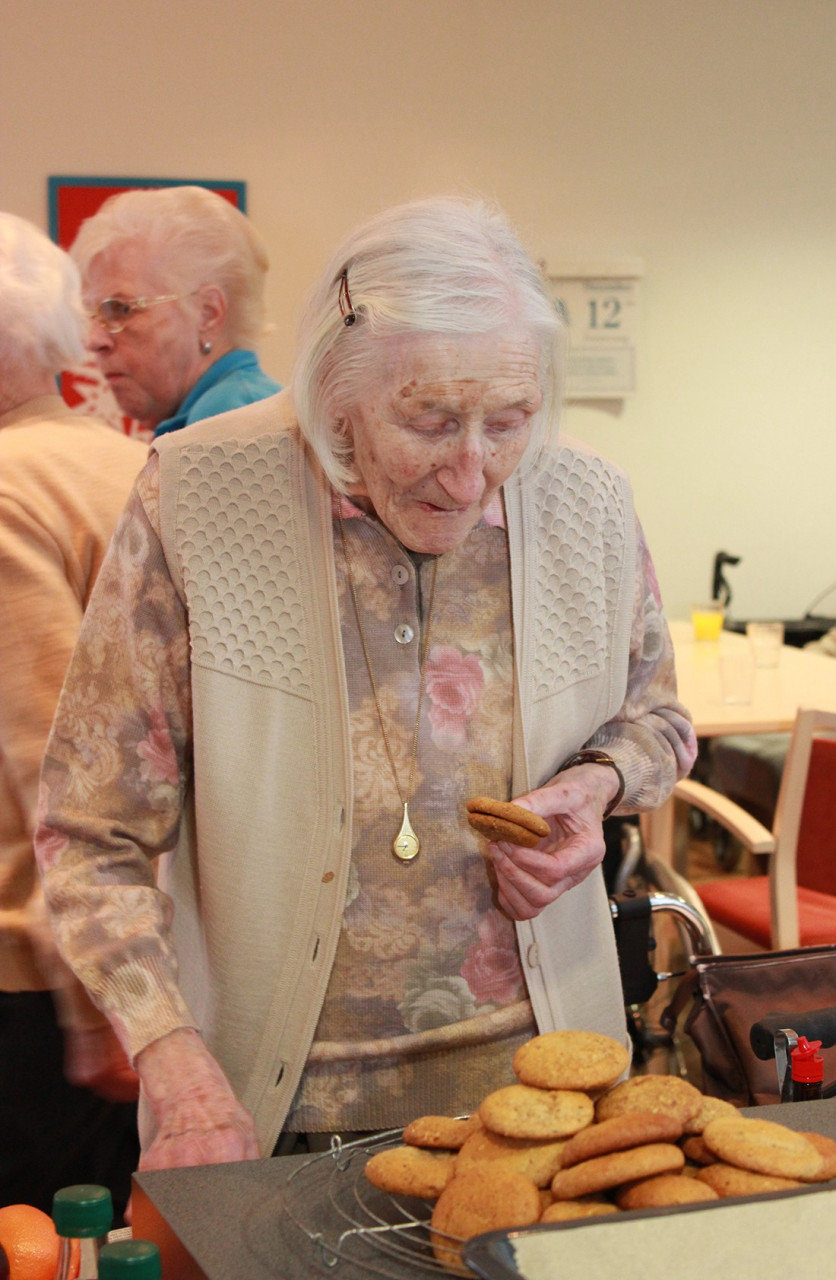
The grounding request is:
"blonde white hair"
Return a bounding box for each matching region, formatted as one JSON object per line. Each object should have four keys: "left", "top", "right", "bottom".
{"left": 0, "top": 212, "right": 85, "bottom": 373}
{"left": 71, "top": 185, "right": 270, "bottom": 347}
{"left": 291, "top": 195, "right": 565, "bottom": 491}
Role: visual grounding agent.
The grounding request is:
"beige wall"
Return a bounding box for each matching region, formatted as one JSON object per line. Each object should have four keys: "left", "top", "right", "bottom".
{"left": 3, "top": 0, "right": 835, "bottom": 621}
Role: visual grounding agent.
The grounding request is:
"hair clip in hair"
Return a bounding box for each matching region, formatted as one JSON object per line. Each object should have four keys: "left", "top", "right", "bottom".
{"left": 338, "top": 269, "right": 356, "bottom": 327}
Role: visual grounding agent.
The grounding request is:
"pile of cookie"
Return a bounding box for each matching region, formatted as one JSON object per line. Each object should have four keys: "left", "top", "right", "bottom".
{"left": 363, "top": 1029, "right": 836, "bottom": 1276}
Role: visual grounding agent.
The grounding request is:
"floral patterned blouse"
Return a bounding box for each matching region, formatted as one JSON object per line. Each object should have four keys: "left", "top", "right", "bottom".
{"left": 37, "top": 456, "right": 695, "bottom": 1132}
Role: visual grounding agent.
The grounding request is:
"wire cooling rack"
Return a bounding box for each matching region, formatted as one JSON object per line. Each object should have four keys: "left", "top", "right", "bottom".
{"left": 282, "top": 1130, "right": 463, "bottom": 1276}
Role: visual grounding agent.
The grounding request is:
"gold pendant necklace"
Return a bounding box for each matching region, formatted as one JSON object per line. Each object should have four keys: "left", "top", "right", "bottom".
{"left": 338, "top": 514, "right": 439, "bottom": 863}
{"left": 392, "top": 803, "right": 420, "bottom": 862}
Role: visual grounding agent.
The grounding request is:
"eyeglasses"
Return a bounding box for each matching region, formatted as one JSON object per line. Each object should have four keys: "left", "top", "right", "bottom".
{"left": 86, "top": 294, "right": 186, "bottom": 334}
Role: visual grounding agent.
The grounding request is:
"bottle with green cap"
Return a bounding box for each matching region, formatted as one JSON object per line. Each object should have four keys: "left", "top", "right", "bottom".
{"left": 52, "top": 1184, "right": 113, "bottom": 1280}
{"left": 98, "top": 1240, "right": 162, "bottom": 1280}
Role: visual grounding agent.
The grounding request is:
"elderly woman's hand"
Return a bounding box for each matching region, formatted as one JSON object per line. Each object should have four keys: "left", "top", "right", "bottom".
{"left": 489, "top": 764, "right": 620, "bottom": 921}
{"left": 136, "top": 1027, "right": 260, "bottom": 1173}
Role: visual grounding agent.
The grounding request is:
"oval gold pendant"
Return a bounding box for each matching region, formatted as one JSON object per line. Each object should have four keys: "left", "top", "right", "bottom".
{"left": 393, "top": 803, "right": 420, "bottom": 862}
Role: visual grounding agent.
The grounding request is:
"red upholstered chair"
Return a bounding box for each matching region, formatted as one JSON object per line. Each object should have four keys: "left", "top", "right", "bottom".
{"left": 672, "top": 708, "right": 836, "bottom": 952}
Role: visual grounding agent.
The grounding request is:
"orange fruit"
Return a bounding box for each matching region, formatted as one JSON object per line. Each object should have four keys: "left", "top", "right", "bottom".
{"left": 0, "top": 1204, "right": 79, "bottom": 1280}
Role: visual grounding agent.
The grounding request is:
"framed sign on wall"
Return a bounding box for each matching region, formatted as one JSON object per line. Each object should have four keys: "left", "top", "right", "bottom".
{"left": 548, "top": 260, "right": 644, "bottom": 401}
{"left": 47, "top": 176, "right": 247, "bottom": 437}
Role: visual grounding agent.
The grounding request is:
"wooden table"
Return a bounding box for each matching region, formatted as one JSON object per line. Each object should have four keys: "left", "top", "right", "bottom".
{"left": 643, "top": 620, "right": 836, "bottom": 862}
{"left": 669, "top": 619, "right": 836, "bottom": 736}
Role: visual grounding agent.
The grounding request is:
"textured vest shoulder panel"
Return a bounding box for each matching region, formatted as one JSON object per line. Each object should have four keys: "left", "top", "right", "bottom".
{"left": 176, "top": 434, "right": 314, "bottom": 695}
{"left": 531, "top": 444, "right": 628, "bottom": 702}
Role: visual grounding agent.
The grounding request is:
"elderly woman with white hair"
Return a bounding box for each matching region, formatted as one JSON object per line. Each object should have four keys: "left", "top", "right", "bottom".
{"left": 72, "top": 184, "right": 280, "bottom": 436}
{"left": 0, "top": 212, "right": 146, "bottom": 1216}
{"left": 37, "top": 196, "right": 696, "bottom": 1178}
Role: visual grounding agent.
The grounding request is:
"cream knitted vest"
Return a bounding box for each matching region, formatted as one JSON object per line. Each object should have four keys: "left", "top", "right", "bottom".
{"left": 152, "top": 395, "right": 634, "bottom": 1151}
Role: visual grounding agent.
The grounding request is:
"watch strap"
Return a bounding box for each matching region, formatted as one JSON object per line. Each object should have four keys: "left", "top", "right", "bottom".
{"left": 558, "top": 749, "right": 626, "bottom": 819}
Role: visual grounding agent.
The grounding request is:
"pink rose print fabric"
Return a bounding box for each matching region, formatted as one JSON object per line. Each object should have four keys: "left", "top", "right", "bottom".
{"left": 425, "top": 645, "right": 485, "bottom": 750}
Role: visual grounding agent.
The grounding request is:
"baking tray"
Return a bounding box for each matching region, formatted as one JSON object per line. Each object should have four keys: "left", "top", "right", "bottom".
{"left": 463, "top": 1182, "right": 836, "bottom": 1280}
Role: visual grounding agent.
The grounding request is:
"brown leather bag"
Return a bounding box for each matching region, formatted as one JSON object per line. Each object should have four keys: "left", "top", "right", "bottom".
{"left": 661, "top": 944, "right": 836, "bottom": 1106}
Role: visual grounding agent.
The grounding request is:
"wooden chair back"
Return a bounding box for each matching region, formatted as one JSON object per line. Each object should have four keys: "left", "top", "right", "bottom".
{"left": 768, "top": 708, "right": 836, "bottom": 948}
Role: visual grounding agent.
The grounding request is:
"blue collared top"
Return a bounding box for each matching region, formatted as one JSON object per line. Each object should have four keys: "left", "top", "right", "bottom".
{"left": 153, "top": 350, "right": 281, "bottom": 438}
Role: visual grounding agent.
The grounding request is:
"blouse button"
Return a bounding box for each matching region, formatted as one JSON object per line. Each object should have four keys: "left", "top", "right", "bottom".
{"left": 392, "top": 564, "right": 410, "bottom": 586}
{"left": 394, "top": 624, "right": 414, "bottom": 645}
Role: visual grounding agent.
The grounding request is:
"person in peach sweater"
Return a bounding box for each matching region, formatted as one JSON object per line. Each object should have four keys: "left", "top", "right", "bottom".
{"left": 0, "top": 212, "right": 146, "bottom": 1218}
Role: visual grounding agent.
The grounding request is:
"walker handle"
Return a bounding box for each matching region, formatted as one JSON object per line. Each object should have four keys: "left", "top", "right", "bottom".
{"left": 750, "top": 1007, "right": 836, "bottom": 1060}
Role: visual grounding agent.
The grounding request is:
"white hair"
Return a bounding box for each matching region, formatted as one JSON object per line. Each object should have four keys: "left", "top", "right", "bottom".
{"left": 71, "top": 186, "right": 270, "bottom": 347}
{"left": 291, "top": 195, "right": 565, "bottom": 491}
{"left": 0, "top": 212, "right": 85, "bottom": 373}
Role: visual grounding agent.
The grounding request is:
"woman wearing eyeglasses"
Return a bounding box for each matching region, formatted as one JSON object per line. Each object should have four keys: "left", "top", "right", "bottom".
{"left": 72, "top": 185, "right": 280, "bottom": 438}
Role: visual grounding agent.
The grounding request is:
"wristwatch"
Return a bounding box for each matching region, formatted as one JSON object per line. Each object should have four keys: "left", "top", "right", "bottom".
{"left": 557, "top": 749, "right": 626, "bottom": 819}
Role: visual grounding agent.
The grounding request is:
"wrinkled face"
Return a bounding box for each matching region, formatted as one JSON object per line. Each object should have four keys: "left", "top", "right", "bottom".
{"left": 345, "top": 330, "right": 543, "bottom": 554}
{"left": 82, "top": 241, "right": 205, "bottom": 427}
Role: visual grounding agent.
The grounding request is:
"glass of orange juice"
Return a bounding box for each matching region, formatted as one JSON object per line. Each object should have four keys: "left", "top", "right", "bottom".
{"left": 691, "top": 600, "right": 725, "bottom": 641}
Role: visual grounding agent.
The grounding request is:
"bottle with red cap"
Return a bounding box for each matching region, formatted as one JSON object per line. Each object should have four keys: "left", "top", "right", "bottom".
{"left": 788, "top": 1035, "right": 824, "bottom": 1102}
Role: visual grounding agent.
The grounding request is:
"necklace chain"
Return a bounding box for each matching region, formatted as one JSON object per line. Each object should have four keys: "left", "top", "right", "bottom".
{"left": 338, "top": 513, "right": 439, "bottom": 861}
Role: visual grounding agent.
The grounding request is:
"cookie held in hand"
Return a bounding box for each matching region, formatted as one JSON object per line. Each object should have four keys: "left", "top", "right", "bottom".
{"left": 466, "top": 797, "right": 550, "bottom": 848}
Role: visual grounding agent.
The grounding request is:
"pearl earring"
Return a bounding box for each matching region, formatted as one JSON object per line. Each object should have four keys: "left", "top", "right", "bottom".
{"left": 201, "top": 339, "right": 213, "bottom": 355}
